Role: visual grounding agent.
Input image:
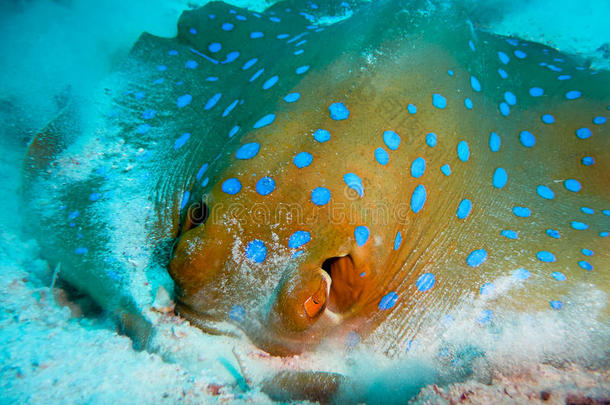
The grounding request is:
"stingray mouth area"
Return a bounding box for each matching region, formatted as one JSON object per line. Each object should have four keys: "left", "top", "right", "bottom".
{"left": 321, "top": 254, "right": 365, "bottom": 315}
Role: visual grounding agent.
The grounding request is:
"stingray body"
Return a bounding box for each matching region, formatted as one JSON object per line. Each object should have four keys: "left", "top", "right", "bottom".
{"left": 25, "top": 0, "right": 608, "bottom": 358}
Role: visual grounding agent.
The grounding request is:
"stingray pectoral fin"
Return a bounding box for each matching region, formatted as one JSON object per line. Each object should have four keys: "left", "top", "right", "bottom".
{"left": 261, "top": 370, "right": 345, "bottom": 404}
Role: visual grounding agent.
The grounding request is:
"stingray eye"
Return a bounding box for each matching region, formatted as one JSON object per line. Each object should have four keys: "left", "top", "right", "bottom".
{"left": 182, "top": 202, "right": 209, "bottom": 232}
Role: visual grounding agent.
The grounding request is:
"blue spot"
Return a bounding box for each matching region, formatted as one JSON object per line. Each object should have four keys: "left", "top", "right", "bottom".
{"left": 245, "top": 240, "right": 267, "bottom": 263}
{"left": 468, "top": 40, "right": 476, "bottom": 51}
{"left": 564, "top": 179, "right": 582, "bottom": 192}
{"left": 354, "top": 226, "right": 370, "bottom": 247}
{"left": 498, "top": 69, "right": 508, "bottom": 79}
{"left": 575, "top": 127, "right": 592, "bottom": 139}
{"left": 242, "top": 58, "right": 258, "bottom": 70}
{"left": 432, "top": 93, "right": 447, "bottom": 109}
{"left": 250, "top": 31, "right": 264, "bottom": 38}
{"left": 514, "top": 50, "right": 526, "bottom": 58}
{"left": 294, "top": 49, "right": 304, "bottom": 55}
{"left": 313, "top": 129, "right": 331, "bottom": 143}
{"left": 222, "top": 99, "right": 239, "bottom": 117}
{"left": 512, "top": 268, "right": 530, "bottom": 280}
{"left": 541, "top": 114, "right": 555, "bottom": 124}
{"left": 270, "top": 16, "right": 280, "bottom": 22}
{"left": 407, "top": 104, "right": 417, "bottom": 114}
{"left": 593, "top": 116, "right": 607, "bottom": 124}
{"left": 375, "top": 148, "right": 389, "bottom": 165}
{"left": 346, "top": 331, "right": 360, "bottom": 347}
{"left": 504, "top": 91, "right": 516, "bottom": 105}
{"left": 294, "top": 152, "right": 313, "bottom": 168}
{"left": 221, "top": 51, "right": 240, "bottom": 64}
{"left": 383, "top": 130, "right": 401, "bottom": 150}
{"left": 498, "top": 51, "right": 510, "bottom": 64}
{"left": 578, "top": 261, "right": 593, "bottom": 271}
{"left": 174, "top": 133, "right": 191, "bottom": 149}
{"left": 329, "top": 102, "right": 350, "bottom": 120}
{"left": 571, "top": 221, "right": 588, "bottom": 230}
{"left": 489, "top": 132, "right": 501, "bottom": 152}
{"left": 501, "top": 230, "right": 518, "bottom": 239}
{"left": 499, "top": 102, "right": 510, "bottom": 116}
{"left": 551, "top": 271, "right": 566, "bottom": 281}
{"left": 426, "top": 133, "right": 437, "bottom": 147}
{"left": 410, "top": 185, "right": 427, "bottom": 213}
{"left": 74, "top": 247, "right": 88, "bottom": 255}
{"left": 581, "top": 156, "right": 595, "bottom": 166}
{"left": 253, "top": 114, "right": 275, "bottom": 129}
{"left": 343, "top": 173, "right": 364, "bottom": 197}
{"left": 441, "top": 164, "right": 451, "bottom": 176}
{"left": 601, "top": 232, "right": 609, "bottom": 237}
{"left": 288, "top": 231, "right": 311, "bottom": 249}
{"left": 513, "top": 206, "right": 531, "bottom": 217}
{"left": 68, "top": 210, "right": 80, "bottom": 220}
{"left": 603, "top": 210, "right": 610, "bottom": 216}
{"left": 565, "top": 90, "right": 581, "bottom": 100}
{"left": 228, "top": 125, "right": 240, "bottom": 138}
{"left": 394, "top": 231, "right": 402, "bottom": 250}
{"left": 168, "top": 49, "right": 178, "bottom": 56}
{"left": 205, "top": 76, "right": 219, "bottom": 82}
{"left": 457, "top": 141, "right": 470, "bottom": 162}
{"left": 558, "top": 75, "right": 571, "bottom": 81}
{"left": 550, "top": 300, "right": 563, "bottom": 310}
{"left": 157, "top": 65, "right": 167, "bottom": 72}
{"left": 411, "top": 157, "right": 426, "bottom": 178}
{"left": 536, "top": 185, "right": 554, "bottom": 200}
{"left": 263, "top": 75, "right": 279, "bottom": 90}
{"left": 222, "top": 178, "right": 242, "bottom": 195}
{"left": 180, "top": 191, "right": 190, "bottom": 210}
{"left": 256, "top": 177, "right": 275, "bottom": 196}
{"left": 477, "top": 309, "right": 492, "bottom": 324}
{"left": 519, "top": 131, "right": 536, "bottom": 148}
{"left": 276, "top": 33, "right": 289, "bottom": 39}
{"left": 196, "top": 164, "right": 209, "bottom": 181}
{"left": 177, "top": 94, "right": 192, "bottom": 108}
{"left": 448, "top": 70, "right": 454, "bottom": 76}
{"left": 311, "top": 187, "right": 331, "bottom": 206}
{"left": 581, "top": 207, "right": 594, "bottom": 215}
{"left": 464, "top": 98, "right": 473, "bottom": 109}
{"left": 470, "top": 76, "right": 481, "bottom": 92}
{"left": 142, "top": 109, "right": 156, "bottom": 119}
{"left": 136, "top": 124, "right": 151, "bottom": 134}
{"left": 229, "top": 305, "right": 245, "bottom": 322}
{"left": 204, "top": 93, "right": 222, "bottom": 110}
{"left": 284, "top": 93, "right": 300, "bottom": 102}
{"left": 546, "top": 229, "right": 561, "bottom": 239}
{"left": 208, "top": 42, "right": 221, "bottom": 52}
{"left": 457, "top": 199, "right": 472, "bottom": 219}
{"left": 537, "top": 251, "right": 556, "bottom": 262}
{"left": 249, "top": 68, "right": 264, "bottom": 82}
{"left": 416, "top": 273, "right": 435, "bottom": 292}
{"left": 493, "top": 168, "right": 508, "bottom": 189}
{"left": 466, "top": 249, "right": 487, "bottom": 267}
{"left": 378, "top": 292, "right": 398, "bottom": 310}
{"left": 480, "top": 282, "right": 495, "bottom": 296}
{"left": 222, "top": 22, "right": 234, "bottom": 31}
{"left": 529, "top": 87, "right": 544, "bottom": 97}
{"left": 582, "top": 248, "right": 594, "bottom": 256}
{"left": 235, "top": 142, "right": 261, "bottom": 160}
{"left": 185, "top": 60, "right": 198, "bottom": 69}
{"left": 189, "top": 27, "right": 198, "bottom": 34}
{"left": 296, "top": 65, "right": 310, "bottom": 74}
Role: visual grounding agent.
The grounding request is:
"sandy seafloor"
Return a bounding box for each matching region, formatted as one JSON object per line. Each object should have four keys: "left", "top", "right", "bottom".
{"left": 1, "top": 0, "right": 609, "bottom": 403}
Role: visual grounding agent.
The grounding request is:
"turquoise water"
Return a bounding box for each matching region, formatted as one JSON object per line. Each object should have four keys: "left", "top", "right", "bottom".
{"left": 1, "top": 0, "right": 608, "bottom": 403}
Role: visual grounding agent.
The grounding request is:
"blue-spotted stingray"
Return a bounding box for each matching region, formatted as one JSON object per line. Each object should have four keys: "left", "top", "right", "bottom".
{"left": 25, "top": 0, "right": 608, "bottom": 383}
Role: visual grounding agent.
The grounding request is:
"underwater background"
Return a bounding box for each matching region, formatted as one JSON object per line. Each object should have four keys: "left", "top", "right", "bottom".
{"left": 1, "top": 0, "right": 609, "bottom": 403}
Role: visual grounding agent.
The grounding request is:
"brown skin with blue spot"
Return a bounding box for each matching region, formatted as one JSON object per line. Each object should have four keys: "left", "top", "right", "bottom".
{"left": 170, "top": 1, "right": 610, "bottom": 357}
{"left": 24, "top": 0, "right": 608, "bottom": 372}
